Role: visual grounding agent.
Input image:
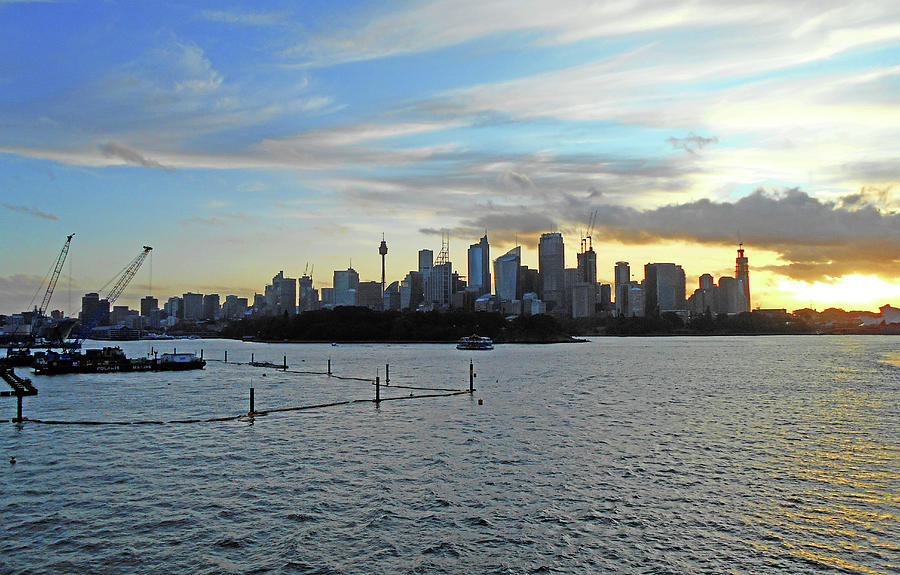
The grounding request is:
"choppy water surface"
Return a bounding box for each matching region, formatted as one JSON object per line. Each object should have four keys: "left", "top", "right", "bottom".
{"left": 2, "top": 336, "right": 899, "bottom": 574}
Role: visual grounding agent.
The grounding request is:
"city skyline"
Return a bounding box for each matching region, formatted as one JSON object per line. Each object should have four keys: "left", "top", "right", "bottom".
{"left": 2, "top": 2, "right": 899, "bottom": 315}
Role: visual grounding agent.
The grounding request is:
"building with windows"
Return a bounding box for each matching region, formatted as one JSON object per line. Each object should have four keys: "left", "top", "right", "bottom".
{"left": 467, "top": 234, "right": 491, "bottom": 296}
{"left": 643, "top": 263, "right": 686, "bottom": 316}
{"left": 333, "top": 268, "right": 360, "bottom": 307}
{"left": 538, "top": 232, "right": 565, "bottom": 312}
{"left": 182, "top": 292, "right": 203, "bottom": 321}
{"left": 494, "top": 246, "right": 521, "bottom": 304}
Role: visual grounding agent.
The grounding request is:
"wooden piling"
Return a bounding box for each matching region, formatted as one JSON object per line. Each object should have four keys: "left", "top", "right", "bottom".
{"left": 224, "top": 350, "right": 228, "bottom": 363}
{"left": 385, "top": 363, "right": 390, "bottom": 385}
{"left": 375, "top": 375, "right": 380, "bottom": 403}
{"left": 469, "top": 360, "right": 474, "bottom": 393}
{"left": 251, "top": 352, "right": 254, "bottom": 363}
{"left": 200, "top": 349, "right": 204, "bottom": 360}
{"left": 283, "top": 355, "right": 287, "bottom": 370}
{"left": 16, "top": 394, "right": 23, "bottom": 423}
{"left": 250, "top": 387, "right": 255, "bottom": 413}
{"left": 327, "top": 358, "right": 332, "bottom": 376}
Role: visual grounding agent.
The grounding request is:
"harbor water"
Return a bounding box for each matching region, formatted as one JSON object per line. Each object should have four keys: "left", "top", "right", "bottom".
{"left": 2, "top": 336, "right": 899, "bottom": 573}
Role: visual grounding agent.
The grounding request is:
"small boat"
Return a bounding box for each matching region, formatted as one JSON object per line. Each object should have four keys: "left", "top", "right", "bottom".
{"left": 456, "top": 335, "right": 494, "bottom": 350}
{"left": 156, "top": 352, "right": 206, "bottom": 371}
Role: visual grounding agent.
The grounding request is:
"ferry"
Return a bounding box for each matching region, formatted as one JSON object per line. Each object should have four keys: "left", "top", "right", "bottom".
{"left": 456, "top": 335, "right": 494, "bottom": 350}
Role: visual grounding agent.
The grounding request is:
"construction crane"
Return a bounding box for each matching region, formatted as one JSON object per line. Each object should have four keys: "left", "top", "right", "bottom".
{"left": 37, "top": 234, "right": 75, "bottom": 317}
{"left": 66, "top": 245, "right": 152, "bottom": 351}
{"left": 581, "top": 209, "right": 598, "bottom": 253}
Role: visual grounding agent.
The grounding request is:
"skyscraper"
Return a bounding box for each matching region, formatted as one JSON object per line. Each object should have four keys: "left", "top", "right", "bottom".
{"left": 538, "top": 232, "right": 565, "bottom": 310}
{"left": 614, "top": 262, "right": 630, "bottom": 317}
{"left": 418, "top": 249, "right": 433, "bottom": 273}
{"left": 333, "top": 268, "right": 360, "bottom": 307}
{"left": 643, "top": 263, "right": 686, "bottom": 316}
{"left": 182, "top": 292, "right": 203, "bottom": 320}
{"left": 467, "top": 234, "right": 492, "bottom": 296}
{"left": 298, "top": 274, "right": 318, "bottom": 312}
{"left": 735, "top": 244, "right": 750, "bottom": 312}
{"left": 494, "top": 246, "right": 521, "bottom": 303}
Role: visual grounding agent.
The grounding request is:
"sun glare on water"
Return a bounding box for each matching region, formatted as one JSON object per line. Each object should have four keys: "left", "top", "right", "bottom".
{"left": 776, "top": 274, "right": 900, "bottom": 310}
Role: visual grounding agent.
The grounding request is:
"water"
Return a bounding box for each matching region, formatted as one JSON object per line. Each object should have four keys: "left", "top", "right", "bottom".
{"left": 2, "top": 336, "right": 899, "bottom": 574}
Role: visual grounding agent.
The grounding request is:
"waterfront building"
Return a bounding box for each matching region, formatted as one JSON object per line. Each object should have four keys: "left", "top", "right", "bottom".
{"left": 333, "top": 268, "right": 360, "bottom": 307}
{"left": 202, "top": 294, "right": 220, "bottom": 320}
{"left": 110, "top": 305, "right": 130, "bottom": 326}
{"left": 538, "top": 232, "right": 565, "bottom": 311}
{"left": 140, "top": 296, "right": 158, "bottom": 317}
{"left": 643, "top": 263, "right": 686, "bottom": 316}
{"left": 494, "top": 246, "right": 521, "bottom": 303}
{"left": 183, "top": 292, "right": 203, "bottom": 320}
{"left": 467, "top": 234, "right": 492, "bottom": 296}
{"left": 80, "top": 292, "right": 110, "bottom": 326}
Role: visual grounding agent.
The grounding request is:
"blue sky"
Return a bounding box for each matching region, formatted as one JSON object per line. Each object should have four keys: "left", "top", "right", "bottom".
{"left": 2, "top": 0, "right": 899, "bottom": 314}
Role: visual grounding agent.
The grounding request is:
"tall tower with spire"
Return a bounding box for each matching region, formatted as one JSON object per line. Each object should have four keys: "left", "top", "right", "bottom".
{"left": 735, "top": 244, "right": 750, "bottom": 312}
{"left": 379, "top": 234, "right": 388, "bottom": 303}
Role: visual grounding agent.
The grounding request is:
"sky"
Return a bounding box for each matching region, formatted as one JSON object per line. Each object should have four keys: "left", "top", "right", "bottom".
{"left": 1, "top": 0, "right": 899, "bottom": 316}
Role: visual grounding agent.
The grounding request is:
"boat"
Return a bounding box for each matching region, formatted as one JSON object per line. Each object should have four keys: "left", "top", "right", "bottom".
{"left": 156, "top": 352, "right": 206, "bottom": 371}
{"left": 456, "top": 335, "right": 494, "bottom": 350}
{"left": 33, "top": 347, "right": 206, "bottom": 375}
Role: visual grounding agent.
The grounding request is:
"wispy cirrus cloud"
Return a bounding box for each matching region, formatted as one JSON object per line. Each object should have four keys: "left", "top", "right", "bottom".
{"left": 99, "top": 142, "right": 174, "bottom": 170}
{"left": 200, "top": 9, "right": 286, "bottom": 27}
{"left": 3, "top": 203, "right": 57, "bottom": 220}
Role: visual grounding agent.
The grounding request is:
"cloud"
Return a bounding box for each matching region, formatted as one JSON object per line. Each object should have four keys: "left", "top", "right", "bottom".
{"left": 200, "top": 9, "right": 285, "bottom": 27}
{"left": 588, "top": 188, "right": 900, "bottom": 281}
{"left": 99, "top": 142, "right": 174, "bottom": 170}
{"left": 667, "top": 132, "right": 719, "bottom": 154}
{"left": 3, "top": 203, "right": 57, "bottom": 220}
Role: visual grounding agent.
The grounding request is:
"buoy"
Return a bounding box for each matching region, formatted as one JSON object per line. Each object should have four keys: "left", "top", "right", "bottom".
{"left": 477, "top": 399, "right": 483, "bottom": 405}
{"left": 9, "top": 456, "right": 15, "bottom": 465}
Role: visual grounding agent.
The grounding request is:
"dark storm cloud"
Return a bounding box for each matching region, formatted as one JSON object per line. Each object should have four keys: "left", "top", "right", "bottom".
{"left": 99, "top": 142, "right": 174, "bottom": 170}
{"left": 590, "top": 188, "right": 900, "bottom": 280}
{"left": 2, "top": 203, "right": 57, "bottom": 220}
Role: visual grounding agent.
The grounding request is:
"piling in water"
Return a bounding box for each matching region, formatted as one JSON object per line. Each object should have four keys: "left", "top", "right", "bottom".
{"left": 386, "top": 363, "right": 390, "bottom": 385}
{"left": 375, "top": 375, "right": 380, "bottom": 403}
{"left": 250, "top": 387, "right": 255, "bottom": 414}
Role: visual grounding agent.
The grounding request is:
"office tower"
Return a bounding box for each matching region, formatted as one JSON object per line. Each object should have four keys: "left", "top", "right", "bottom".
{"left": 699, "top": 273, "right": 714, "bottom": 290}
{"left": 182, "top": 292, "right": 203, "bottom": 320}
{"left": 267, "top": 271, "right": 297, "bottom": 316}
{"left": 298, "top": 274, "right": 318, "bottom": 312}
{"left": 577, "top": 247, "right": 597, "bottom": 285}
{"left": 166, "top": 296, "right": 183, "bottom": 319}
{"left": 110, "top": 305, "right": 130, "bottom": 326}
{"left": 467, "top": 234, "right": 492, "bottom": 296}
{"left": 418, "top": 249, "right": 433, "bottom": 273}
{"left": 735, "top": 245, "right": 750, "bottom": 312}
{"left": 400, "top": 271, "right": 424, "bottom": 310}
{"left": 643, "top": 263, "right": 686, "bottom": 316}
{"left": 202, "top": 294, "right": 220, "bottom": 320}
{"left": 384, "top": 281, "right": 401, "bottom": 311}
{"left": 356, "top": 281, "right": 383, "bottom": 310}
{"left": 80, "top": 292, "right": 100, "bottom": 324}
{"left": 140, "top": 296, "right": 158, "bottom": 317}
{"left": 223, "top": 295, "right": 248, "bottom": 319}
{"left": 494, "top": 246, "right": 521, "bottom": 303}
{"left": 539, "top": 233, "right": 565, "bottom": 310}
{"left": 333, "top": 268, "right": 360, "bottom": 306}
{"left": 614, "top": 262, "right": 630, "bottom": 317}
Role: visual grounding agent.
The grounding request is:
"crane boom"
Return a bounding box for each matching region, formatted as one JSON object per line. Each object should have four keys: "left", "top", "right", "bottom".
{"left": 67, "top": 245, "right": 152, "bottom": 350}
{"left": 106, "top": 246, "right": 152, "bottom": 306}
{"left": 38, "top": 234, "right": 75, "bottom": 316}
